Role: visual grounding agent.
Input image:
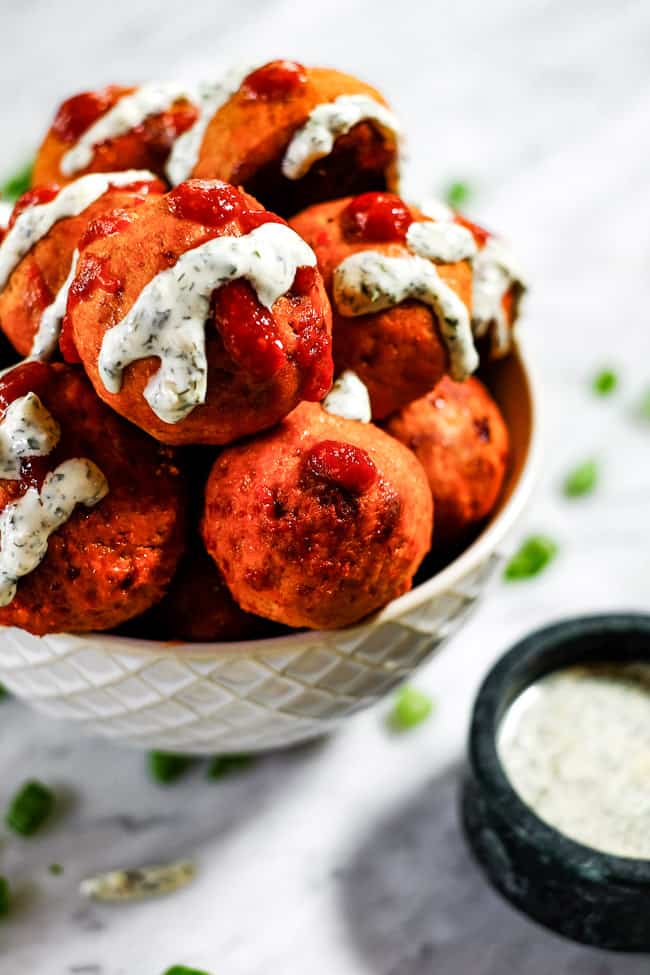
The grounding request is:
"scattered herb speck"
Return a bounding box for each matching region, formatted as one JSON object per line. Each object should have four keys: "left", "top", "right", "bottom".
{"left": 564, "top": 459, "right": 598, "bottom": 498}
{"left": 390, "top": 686, "right": 434, "bottom": 730}
{"left": 504, "top": 536, "right": 558, "bottom": 581}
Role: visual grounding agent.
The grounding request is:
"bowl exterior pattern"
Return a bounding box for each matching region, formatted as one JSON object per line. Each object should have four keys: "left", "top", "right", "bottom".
{"left": 0, "top": 555, "right": 497, "bottom": 753}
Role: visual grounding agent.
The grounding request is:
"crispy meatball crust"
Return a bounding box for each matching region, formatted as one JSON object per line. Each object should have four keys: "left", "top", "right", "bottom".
{"left": 290, "top": 196, "right": 473, "bottom": 419}
{"left": 67, "top": 181, "right": 333, "bottom": 445}
{"left": 0, "top": 362, "right": 185, "bottom": 635}
{"left": 194, "top": 63, "right": 399, "bottom": 217}
{"left": 0, "top": 179, "right": 164, "bottom": 357}
{"left": 130, "top": 545, "right": 271, "bottom": 642}
{"left": 385, "top": 376, "right": 509, "bottom": 546}
{"left": 33, "top": 86, "right": 198, "bottom": 186}
{"left": 201, "top": 402, "right": 432, "bottom": 630}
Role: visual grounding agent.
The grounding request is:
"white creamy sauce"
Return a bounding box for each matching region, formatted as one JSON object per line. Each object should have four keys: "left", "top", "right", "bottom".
{"left": 30, "top": 250, "right": 80, "bottom": 360}
{"left": 322, "top": 370, "right": 371, "bottom": 423}
{"left": 333, "top": 251, "right": 478, "bottom": 382}
{"left": 498, "top": 663, "right": 650, "bottom": 859}
{"left": 165, "top": 65, "right": 253, "bottom": 185}
{"left": 0, "top": 458, "right": 108, "bottom": 606}
{"left": 60, "top": 83, "right": 197, "bottom": 177}
{"left": 472, "top": 236, "right": 526, "bottom": 355}
{"left": 0, "top": 393, "right": 60, "bottom": 479}
{"left": 98, "top": 222, "right": 316, "bottom": 424}
{"left": 0, "top": 201, "right": 12, "bottom": 229}
{"left": 417, "top": 197, "right": 454, "bottom": 222}
{"left": 0, "top": 170, "right": 156, "bottom": 291}
{"left": 406, "top": 220, "right": 477, "bottom": 264}
{"left": 281, "top": 94, "right": 401, "bottom": 181}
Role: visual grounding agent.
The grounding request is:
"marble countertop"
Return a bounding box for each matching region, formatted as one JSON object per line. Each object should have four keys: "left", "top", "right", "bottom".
{"left": 2, "top": 0, "right": 650, "bottom": 972}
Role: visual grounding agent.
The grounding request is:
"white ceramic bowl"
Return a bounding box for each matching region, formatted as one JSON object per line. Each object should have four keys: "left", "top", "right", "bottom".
{"left": 0, "top": 345, "right": 539, "bottom": 753}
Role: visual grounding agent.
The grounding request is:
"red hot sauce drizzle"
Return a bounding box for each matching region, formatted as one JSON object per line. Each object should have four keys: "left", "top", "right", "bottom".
{"left": 342, "top": 192, "right": 413, "bottom": 243}
{"left": 305, "top": 440, "right": 378, "bottom": 495}
{"left": 241, "top": 61, "right": 308, "bottom": 101}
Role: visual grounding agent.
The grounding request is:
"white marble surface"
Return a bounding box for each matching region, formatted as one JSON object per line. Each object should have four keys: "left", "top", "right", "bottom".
{"left": 2, "top": 0, "right": 650, "bottom": 972}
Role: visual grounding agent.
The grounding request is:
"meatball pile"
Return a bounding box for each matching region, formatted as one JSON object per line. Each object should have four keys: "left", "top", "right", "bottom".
{"left": 0, "top": 59, "right": 524, "bottom": 639}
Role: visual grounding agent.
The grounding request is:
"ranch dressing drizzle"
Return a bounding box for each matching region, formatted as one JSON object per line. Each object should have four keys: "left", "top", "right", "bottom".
{"left": 406, "top": 220, "right": 477, "bottom": 264}
{"left": 60, "top": 83, "right": 197, "bottom": 177}
{"left": 0, "top": 201, "right": 12, "bottom": 229}
{"left": 281, "top": 94, "right": 401, "bottom": 181}
{"left": 0, "top": 458, "right": 108, "bottom": 606}
{"left": 333, "top": 251, "right": 478, "bottom": 382}
{"left": 98, "top": 222, "right": 316, "bottom": 424}
{"left": 30, "top": 250, "right": 80, "bottom": 360}
{"left": 0, "top": 170, "right": 156, "bottom": 291}
{"left": 498, "top": 663, "right": 650, "bottom": 859}
{"left": 166, "top": 65, "right": 254, "bottom": 186}
{"left": 0, "top": 393, "right": 60, "bottom": 479}
{"left": 322, "top": 370, "right": 371, "bottom": 423}
{"left": 472, "top": 236, "right": 526, "bottom": 355}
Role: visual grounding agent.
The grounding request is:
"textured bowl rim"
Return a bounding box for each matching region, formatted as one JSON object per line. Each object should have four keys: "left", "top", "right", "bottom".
{"left": 30, "top": 340, "right": 541, "bottom": 660}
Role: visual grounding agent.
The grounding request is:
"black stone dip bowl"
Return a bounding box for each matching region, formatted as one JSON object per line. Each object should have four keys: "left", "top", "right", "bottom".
{"left": 462, "top": 613, "right": 650, "bottom": 951}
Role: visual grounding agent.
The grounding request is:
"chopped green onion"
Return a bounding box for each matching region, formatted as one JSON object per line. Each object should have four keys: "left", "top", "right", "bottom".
{"left": 592, "top": 369, "right": 617, "bottom": 396}
{"left": 1, "top": 161, "right": 33, "bottom": 203}
{"left": 444, "top": 180, "right": 472, "bottom": 210}
{"left": 640, "top": 389, "right": 650, "bottom": 421}
{"left": 6, "top": 780, "right": 55, "bottom": 836}
{"left": 504, "top": 536, "right": 558, "bottom": 581}
{"left": 48, "top": 863, "right": 63, "bottom": 876}
{"left": 0, "top": 683, "right": 7, "bottom": 701}
{"left": 390, "top": 685, "right": 434, "bottom": 730}
{"left": 148, "top": 751, "right": 194, "bottom": 784}
{"left": 163, "top": 967, "right": 212, "bottom": 975}
{"left": 564, "top": 459, "right": 598, "bottom": 498}
{"left": 207, "top": 754, "right": 253, "bottom": 780}
{"left": 0, "top": 876, "right": 10, "bottom": 917}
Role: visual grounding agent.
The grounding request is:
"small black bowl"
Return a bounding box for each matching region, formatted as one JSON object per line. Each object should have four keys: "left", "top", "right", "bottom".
{"left": 462, "top": 613, "right": 650, "bottom": 951}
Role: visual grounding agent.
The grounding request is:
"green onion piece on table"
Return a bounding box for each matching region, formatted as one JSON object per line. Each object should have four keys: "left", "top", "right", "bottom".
{"left": 6, "top": 780, "right": 55, "bottom": 836}
{"left": 504, "top": 536, "right": 558, "bottom": 581}
{"left": 163, "top": 967, "right": 212, "bottom": 975}
{"left": 592, "top": 369, "right": 618, "bottom": 396}
{"left": 1, "top": 161, "right": 33, "bottom": 203}
{"left": 564, "top": 459, "right": 598, "bottom": 498}
{"left": 390, "top": 685, "right": 434, "bottom": 730}
{"left": 207, "top": 754, "right": 253, "bottom": 780}
{"left": 444, "top": 180, "right": 472, "bottom": 210}
{"left": 148, "top": 751, "right": 194, "bottom": 784}
{"left": 0, "top": 876, "right": 10, "bottom": 917}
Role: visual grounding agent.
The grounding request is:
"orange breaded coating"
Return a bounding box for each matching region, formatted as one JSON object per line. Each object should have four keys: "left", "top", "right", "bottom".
{"left": 385, "top": 376, "right": 509, "bottom": 547}
{"left": 132, "top": 545, "right": 272, "bottom": 643}
{"left": 33, "top": 85, "right": 199, "bottom": 187}
{"left": 290, "top": 194, "right": 474, "bottom": 418}
{"left": 201, "top": 402, "right": 432, "bottom": 630}
{"left": 193, "top": 61, "right": 400, "bottom": 217}
{"left": 0, "top": 361, "right": 185, "bottom": 635}
{"left": 0, "top": 177, "right": 164, "bottom": 357}
{"left": 65, "top": 179, "right": 333, "bottom": 445}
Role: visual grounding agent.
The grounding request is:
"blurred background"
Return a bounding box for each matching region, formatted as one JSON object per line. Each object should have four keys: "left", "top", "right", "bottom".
{"left": 1, "top": 1, "right": 650, "bottom": 972}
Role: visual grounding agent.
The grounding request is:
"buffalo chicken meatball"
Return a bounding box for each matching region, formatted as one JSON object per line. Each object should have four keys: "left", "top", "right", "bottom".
{"left": 193, "top": 61, "right": 401, "bottom": 217}
{"left": 201, "top": 401, "right": 432, "bottom": 630}
{"left": 65, "top": 178, "right": 333, "bottom": 445}
{"left": 290, "top": 193, "right": 478, "bottom": 418}
{"left": 33, "top": 84, "right": 199, "bottom": 187}
{"left": 385, "top": 375, "right": 509, "bottom": 546}
{"left": 0, "top": 173, "right": 164, "bottom": 358}
{"left": 0, "top": 361, "right": 185, "bottom": 635}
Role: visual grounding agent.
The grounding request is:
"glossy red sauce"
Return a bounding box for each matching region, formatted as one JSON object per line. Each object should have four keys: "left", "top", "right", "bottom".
{"left": 342, "top": 192, "right": 413, "bottom": 243}
{"left": 9, "top": 186, "right": 61, "bottom": 228}
{"left": 0, "top": 361, "right": 56, "bottom": 487}
{"left": 67, "top": 254, "right": 122, "bottom": 306}
{"left": 238, "top": 209, "right": 285, "bottom": 233}
{"left": 168, "top": 180, "right": 245, "bottom": 228}
{"left": 212, "top": 280, "right": 286, "bottom": 381}
{"left": 52, "top": 86, "right": 126, "bottom": 143}
{"left": 454, "top": 213, "right": 491, "bottom": 248}
{"left": 78, "top": 208, "right": 135, "bottom": 249}
{"left": 241, "top": 60, "right": 308, "bottom": 100}
{"left": 306, "top": 440, "right": 377, "bottom": 495}
{"left": 289, "top": 267, "right": 332, "bottom": 401}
